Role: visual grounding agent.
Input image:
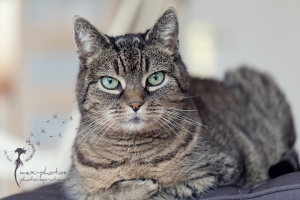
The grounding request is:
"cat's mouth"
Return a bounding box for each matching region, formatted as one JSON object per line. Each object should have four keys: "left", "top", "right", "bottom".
{"left": 129, "top": 117, "right": 143, "bottom": 124}
{"left": 120, "top": 114, "right": 156, "bottom": 132}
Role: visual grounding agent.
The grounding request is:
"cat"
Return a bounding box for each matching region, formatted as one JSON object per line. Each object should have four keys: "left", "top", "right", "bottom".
{"left": 64, "top": 8, "right": 299, "bottom": 200}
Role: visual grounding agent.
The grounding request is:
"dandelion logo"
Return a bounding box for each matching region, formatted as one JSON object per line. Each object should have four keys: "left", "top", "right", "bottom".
{"left": 4, "top": 112, "right": 75, "bottom": 188}
{"left": 4, "top": 136, "right": 36, "bottom": 188}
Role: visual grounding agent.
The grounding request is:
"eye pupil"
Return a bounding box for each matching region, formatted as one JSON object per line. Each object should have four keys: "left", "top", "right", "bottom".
{"left": 108, "top": 77, "right": 112, "bottom": 84}
{"left": 153, "top": 74, "right": 158, "bottom": 80}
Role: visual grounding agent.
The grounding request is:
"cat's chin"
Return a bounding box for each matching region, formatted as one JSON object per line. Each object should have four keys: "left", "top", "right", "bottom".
{"left": 123, "top": 120, "right": 147, "bottom": 132}
{"left": 116, "top": 117, "right": 156, "bottom": 133}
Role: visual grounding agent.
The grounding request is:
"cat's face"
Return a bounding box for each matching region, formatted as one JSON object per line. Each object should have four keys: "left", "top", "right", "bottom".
{"left": 74, "top": 8, "right": 190, "bottom": 135}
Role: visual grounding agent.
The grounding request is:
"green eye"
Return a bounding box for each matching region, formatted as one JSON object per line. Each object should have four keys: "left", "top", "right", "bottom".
{"left": 101, "top": 76, "right": 120, "bottom": 89}
{"left": 147, "top": 72, "right": 164, "bottom": 86}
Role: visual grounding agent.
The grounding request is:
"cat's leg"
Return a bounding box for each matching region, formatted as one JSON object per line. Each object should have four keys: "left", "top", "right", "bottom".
{"left": 101, "top": 179, "right": 158, "bottom": 200}
{"left": 65, "top": 179, "right": 158, "bottom": 200}
{"left": 150, "top": 176, "right": 216, "bottom": 200}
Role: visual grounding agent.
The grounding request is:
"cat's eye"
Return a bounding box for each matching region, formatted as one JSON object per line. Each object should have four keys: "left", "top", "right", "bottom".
{"left": 101, "top": 76, "right": 120, "bottom": 90}
{"left": 147, "top": 72, "right": 165, "bottom": 86}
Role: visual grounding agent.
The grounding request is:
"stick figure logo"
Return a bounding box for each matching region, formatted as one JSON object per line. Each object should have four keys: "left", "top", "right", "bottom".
{"left": 4, "top": 140, "right": 35, "bottom": 188}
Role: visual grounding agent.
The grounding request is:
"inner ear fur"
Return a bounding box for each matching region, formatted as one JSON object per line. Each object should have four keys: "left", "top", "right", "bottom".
{"left": 73, "top": 16, "right": 111, "bottom": 60}
{"left": 146, "top": 8, "right": 179, "bottom": 55}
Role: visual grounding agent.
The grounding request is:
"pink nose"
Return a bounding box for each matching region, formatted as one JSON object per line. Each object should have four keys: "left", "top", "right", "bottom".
{"left": 128, "top": 102, "right": 144, "bottom": 111}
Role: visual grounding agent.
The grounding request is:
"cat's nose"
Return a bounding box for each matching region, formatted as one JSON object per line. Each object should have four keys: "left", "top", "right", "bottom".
{"left": 127, "top": 101, "right": 144, "bottom": 112}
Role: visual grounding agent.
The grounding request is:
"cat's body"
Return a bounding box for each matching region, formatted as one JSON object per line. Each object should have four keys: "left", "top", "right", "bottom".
{"left": 64, "top": 8, "right": 299, "bottom": 200}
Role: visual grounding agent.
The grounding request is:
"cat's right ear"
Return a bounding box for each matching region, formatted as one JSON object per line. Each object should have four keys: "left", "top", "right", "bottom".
{"left": 73, "top": 16, "right": 110, "bottom": 61}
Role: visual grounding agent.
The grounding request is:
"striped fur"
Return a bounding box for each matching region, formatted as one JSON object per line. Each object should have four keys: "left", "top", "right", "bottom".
{"left": 64, "top": 8, "right": 299, "bottom": 200}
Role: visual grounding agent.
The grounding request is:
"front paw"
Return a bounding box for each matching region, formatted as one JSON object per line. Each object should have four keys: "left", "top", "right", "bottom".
{"left": 112, "top": 179, "right": 158, "bottom": 200}
{"left": 149, "top": 191, "right": 173, "bottom": 200}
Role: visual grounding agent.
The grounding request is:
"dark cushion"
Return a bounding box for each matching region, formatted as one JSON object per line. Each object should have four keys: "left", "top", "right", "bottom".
{"left": 3, "top": 172, "right": 300, "bottom": 200}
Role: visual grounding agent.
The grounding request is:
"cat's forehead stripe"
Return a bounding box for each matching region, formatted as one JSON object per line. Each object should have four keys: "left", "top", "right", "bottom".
{"left": 145, "top": 56, "right": 150, "bottom": 73}
{"left": 119, "top": 52, "right": 127, "bottom": 74}
{"left": 111, "top": 50, "right": 149, "bottom": 77}
{"left": 112, "top": 59, "right": 119, "bottom": 75}
{"left": 116, "top": 48, "right": 144, "bottom": 74}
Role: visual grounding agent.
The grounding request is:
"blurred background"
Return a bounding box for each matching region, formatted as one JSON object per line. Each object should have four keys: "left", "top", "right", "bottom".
{"left": 1, "top": 0, "right": 300, "bottom": 198}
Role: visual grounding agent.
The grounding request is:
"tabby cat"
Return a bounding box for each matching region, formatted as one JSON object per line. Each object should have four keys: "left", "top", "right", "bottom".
{"left": 64, "top": 8, "right": 299, "bottom": 200}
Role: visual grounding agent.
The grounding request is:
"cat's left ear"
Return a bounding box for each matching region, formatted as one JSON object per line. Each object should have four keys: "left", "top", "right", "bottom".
{"left": 146, "top": 8, "right": 179, "bottom": 55}
{"left": 73, "top": 16, "right": 111, "bottom": 61}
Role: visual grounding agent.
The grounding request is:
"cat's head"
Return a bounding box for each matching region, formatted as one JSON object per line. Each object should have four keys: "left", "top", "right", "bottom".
{"left": 74, "top": 8, "right": 190, "bottom": 134}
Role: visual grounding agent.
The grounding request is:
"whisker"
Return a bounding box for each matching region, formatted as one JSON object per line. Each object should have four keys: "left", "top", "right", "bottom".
{"left": 75, "top": 113, "right": 111, "bottom": 136}
{"left": 94, "top": 120, "right": 117, "bottom": 145}
{"left": 74, "top": 123, "right": 102, "bottom": 153}
{"left": 74, "top": 118, "right": 109, "bottom": 148}
{"left": 61, "top": 109, "right": 109, "bottom": 133}
{"left": 157, "top": 115, "right": 186, "bottom": 144}
{"left": 163, "top": 115, "right": 204, "bottom": 145}
{"left": 164, "top": 113, "right": 212, "bottom": 145}
{"left": 74, "top": 115, "right": 112, "bottom": 150}
{"left": 89, "top": 115, "right": 116, "bottom": 144}
{"left": 165, "top": 107, "right": 198, "bottom": 112}
{"left": 75, "top": 120, "right": 99, "bottom": 136}
{"left": 165, "top": 110, "right": 212, "bottom": 134}
{"left": 152, "top": 117, "right": 173, "bottom": 140}
{"left": 61, "top": 112, "right": 99, "bottom": 133}
{"left": 75, "top": 117, "right": 116, "bottom": 153}
{"left": 73, "top": 119, "right": 103, "bottom": 147}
